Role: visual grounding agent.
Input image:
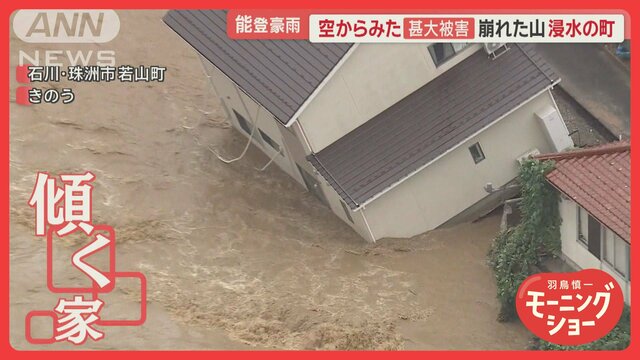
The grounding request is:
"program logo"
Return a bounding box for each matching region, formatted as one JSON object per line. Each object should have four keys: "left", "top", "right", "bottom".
{"left": 516, "top": 269, "right": 624, "bottom": 346}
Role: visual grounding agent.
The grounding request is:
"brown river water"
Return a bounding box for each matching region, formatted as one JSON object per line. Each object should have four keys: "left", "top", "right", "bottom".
{"left": 9, "top": 10, "right": 531, "bottom": 350}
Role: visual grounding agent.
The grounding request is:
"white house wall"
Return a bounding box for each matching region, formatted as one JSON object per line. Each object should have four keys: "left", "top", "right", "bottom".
{"left": 362, "top": 91, "right": 558, "bottom": 239}
{"left": 200, "top": 56, "right": 306, "bottom": 187}
{"left": 201, "top": 56, "right": 375, "bottom": 241}
{"left": 558, "top": 197, "right": 631, "bottom": 305}
{"left": 318, "top": 177, "right": 375, "bottom": 241}
{"left": 297, "top": 43, "right": 481, "bottom": 152}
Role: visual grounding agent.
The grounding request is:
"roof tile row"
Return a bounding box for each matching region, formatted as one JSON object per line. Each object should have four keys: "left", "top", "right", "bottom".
{"left": 538, "top": 142, "right": 630, "bottom": 243}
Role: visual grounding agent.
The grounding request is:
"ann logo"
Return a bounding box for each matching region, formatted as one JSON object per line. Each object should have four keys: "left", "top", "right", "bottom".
{"left": 13, "top": 10, "right": 120, "bottom": 43}
{"left": 27, "top": 12, "right": 104, "bottom": 38}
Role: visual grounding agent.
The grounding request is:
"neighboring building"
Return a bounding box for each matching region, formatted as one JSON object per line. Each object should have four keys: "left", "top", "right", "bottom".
{"left": 164, "top": 10, "right": 574, "bottom": 242}
{"left": 537, "top": 142, "right": 630, "bottom": 304}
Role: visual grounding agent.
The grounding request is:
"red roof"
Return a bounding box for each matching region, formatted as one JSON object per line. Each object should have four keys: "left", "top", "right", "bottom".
{"left": 536, "top": 142, "right": 630, "bottom": 244}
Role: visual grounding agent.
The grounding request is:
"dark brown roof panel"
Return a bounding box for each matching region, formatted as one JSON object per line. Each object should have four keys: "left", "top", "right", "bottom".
{"left": 163, "top": 10, "right": 352, "bottom": 124}
{"left": 309, "top": 44, "right": 558, "bottom": 209}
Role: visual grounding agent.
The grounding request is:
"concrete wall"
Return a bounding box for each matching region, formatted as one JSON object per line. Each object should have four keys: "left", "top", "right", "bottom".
{"left": 200, "top": 56, "right": 307, "bottom": 188}
{"left": 362, "top": 90, "right": 559, "bottom": 239}
{"left": 297, "top": 43, "right": 481, "bottom": 152}
{"left": 559, "top": 197, "right": 631, "bottom": 305}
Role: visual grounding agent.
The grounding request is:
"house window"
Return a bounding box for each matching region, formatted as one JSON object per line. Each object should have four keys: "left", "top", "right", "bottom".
{"left": 258, "top": 129, "right": 282, "bottom": 154}
{"left": 576, "top": 205, "right": 601, "bottom": 258}
{"left": 603, "top": 228, "right": 630, "bottom": 279}
{"left": 428, "top": 43, "right": 469, "bottom": 66}
{"left": 603, "top": 227, "right": 615, "bottom": 264}
{"left": 340, "top": 200, "right": 354, "bottom": 223}
{"left": 468, "top": 142, "right": 485, "bottom": 164}
{"left": 233, "top": 109, "right": 252, "bottom": 135}
{"left": 577, "top": 206, "right": 589, "bottom": 245}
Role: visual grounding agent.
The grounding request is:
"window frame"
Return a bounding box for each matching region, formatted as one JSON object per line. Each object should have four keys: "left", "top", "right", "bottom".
{"left": 576, "top": 205, "right": 602, "bottom": 258}
{"left": 468, "top": 142, "right": 485, "bottom": 164}
{"left": 233, "top": 109, "right": 252, "bottom": 135}
{"left": 602, "top": 226, "right": 615, "bottom": 265}
{"left": 428, "top": 43, "right": 470, "bottom": 67}
{"left": 258, "top": 129, "right": 282, "bottom": 155}
{"left": 602, "top": 228, "right": 630, "bottom": 280}
{"left": 578, "top": 205, "right": 630, "bottom": 281}
{"left": 577, "top": 206, "right": 589, "bottom": 246}
{"left": 340, "top": 200, "right": 354, "bottom": 223}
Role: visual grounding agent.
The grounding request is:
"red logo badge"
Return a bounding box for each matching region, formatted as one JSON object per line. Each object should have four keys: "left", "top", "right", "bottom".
{"left": 516, "top": 269, "right": 624, "bottom": 346}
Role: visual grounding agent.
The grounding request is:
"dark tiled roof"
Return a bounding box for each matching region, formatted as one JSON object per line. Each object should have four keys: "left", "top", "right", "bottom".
{"left": 163, "top": 10, "right": 353, "bottom": 125}
{"left": 537, "top": 142, "right": 630, "bottom": 243}
{"left": 309, "top": 44, "right": 558, "bottom": 209}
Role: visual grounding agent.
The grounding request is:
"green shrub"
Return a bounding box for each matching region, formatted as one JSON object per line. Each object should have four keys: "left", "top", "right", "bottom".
{"left": 488, "top": 159, "right": 560, "bottom": 321}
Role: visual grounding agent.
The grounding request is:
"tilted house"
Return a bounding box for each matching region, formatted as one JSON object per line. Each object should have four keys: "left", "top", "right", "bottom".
{"left": 537, "top": 142, "right": 630, "bottom": 304}
{"left": 164, "top": 10, "right": 574, "bottom": 242}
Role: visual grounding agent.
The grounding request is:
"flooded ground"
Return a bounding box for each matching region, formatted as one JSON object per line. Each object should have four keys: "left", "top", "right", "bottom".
{"left": 10, "top": 11, "right": 532, "bottom": 350}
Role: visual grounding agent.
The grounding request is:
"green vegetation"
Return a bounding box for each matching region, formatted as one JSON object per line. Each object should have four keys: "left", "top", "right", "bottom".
{"left": 488, "top": 159, "right": 561, "bottom": 321}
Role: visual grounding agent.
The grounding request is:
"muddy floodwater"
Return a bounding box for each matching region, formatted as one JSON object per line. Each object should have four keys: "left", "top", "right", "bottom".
{"left": 10, "top": 11, "right": 532, "bottom": 350}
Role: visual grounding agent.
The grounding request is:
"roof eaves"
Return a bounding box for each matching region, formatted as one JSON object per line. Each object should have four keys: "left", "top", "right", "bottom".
{"left": 535, "top": 142, "right": 630, "bottom": 161}
{"left": 545, "top": 179, "right": 630, "bottom": 244}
